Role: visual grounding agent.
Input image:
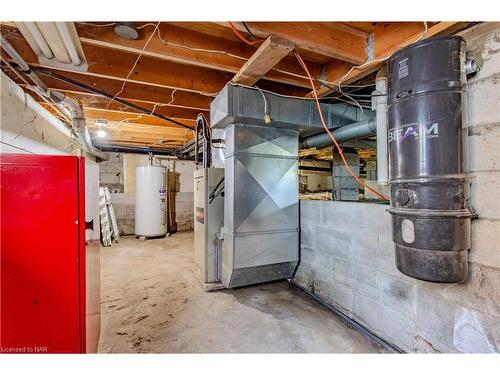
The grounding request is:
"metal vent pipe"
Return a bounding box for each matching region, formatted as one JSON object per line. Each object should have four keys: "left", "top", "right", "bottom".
{"left": 299, "top": 116, "right": 376, "bottom": 149}
{"left": 374, "top": 68, "right": 389, "bottom": 185}
{"left": 50, "top": 92, "right": 109, "bottom": 160}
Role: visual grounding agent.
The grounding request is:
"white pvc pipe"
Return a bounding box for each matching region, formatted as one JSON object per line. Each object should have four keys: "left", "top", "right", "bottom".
{"left": 55, "top": 22, "right": 81, "bottom": 66}
{"left": 36, "top": 22, "right": 70, "bottom": 63}
{"left": 23, "top": 22, "right": 54, "bottom": 59}
{"left": 375, "top": 70, "right": 389, "bottom": 186}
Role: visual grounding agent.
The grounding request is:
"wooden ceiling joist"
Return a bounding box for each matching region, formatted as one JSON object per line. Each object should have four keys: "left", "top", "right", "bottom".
{"left": 313, "top": 21, "right": 472, "bottom": 97}
{"left": 76, "top": 23, "right": 318, "bottom": 89}
{"left": 34, "top": 90, "right": 204, "bottom": 121}
{"left": 97, "top": 130, "right": 191, "bottom": 143}
{"left": 82, "top": 109, "right": 196, "bottom": 129}
{"left": 19, "top": 68, "right": 212, "bottom": 111}
{"left": 1, "top": 27, "right": 231, "bottom": 96}
{"left": 232, "top": 36, "right": 294, "bottom": 86}
{"left": 219, "top": 22, "right": 368, "bottom": 65}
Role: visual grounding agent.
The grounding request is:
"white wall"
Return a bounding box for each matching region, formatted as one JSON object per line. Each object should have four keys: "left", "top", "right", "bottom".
{"left": 1, "top": 71, "right": 74, "bottom": 155}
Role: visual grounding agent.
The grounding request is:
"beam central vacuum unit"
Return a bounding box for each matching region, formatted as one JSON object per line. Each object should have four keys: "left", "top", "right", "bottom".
{"left": 387, "top": 36, "right": 473, "bottom": 283}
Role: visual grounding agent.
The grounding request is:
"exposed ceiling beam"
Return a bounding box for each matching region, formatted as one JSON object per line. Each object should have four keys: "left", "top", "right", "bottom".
{"left": 313, "top": 22, "right": 472, "bottom": 97}
{"left": 96, "top": 139, "right": 180, "bottom": 149}
{"left": 218, "top": 22, "right": 368, "bottom": 65}
{"left": 10, "top": 66, "right": 212, "bottom": 111}
{"left": 82, "top": 108, "right": 196, "bottom": 129}
{"left": 1, "top": 27, "right": 231, "bottom": 96}
{"left": 232, "top": 36, "right": 294, "bottom": 86}
{"left": 38, "top": 103, "right": 194, "bottom": 146}
{"left": 1, "top": 25, "right": 311, "bottom": 100}
{"left": 95, "top": 130, "right": 191, "bottom": 143}
{"left": 76, "top": 23, "right": 318, "bottom": 89}
{"left": 39, "top": 90, "right": 205, "bottom": 120}
{"left": 97, "top": 137, "right": 182, "bottom": 147}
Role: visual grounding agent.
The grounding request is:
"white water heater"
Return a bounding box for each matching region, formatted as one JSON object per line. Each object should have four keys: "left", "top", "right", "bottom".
{"left": 135, "top": 165, "right": 167, "bottom": 237}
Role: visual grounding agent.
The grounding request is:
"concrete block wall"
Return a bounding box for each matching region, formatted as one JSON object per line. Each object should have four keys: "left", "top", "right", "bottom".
{"left": 110, "top": 193, "right": 135, "bottom": 235}
{"left": 295, "top": 201, "right": 500, "bottom": 353}
{"left": 99, "top": 153, "right": 124, "bottom": 192}
{"left": 173, "top": 161, "right": 195, "bottom": 231}
{"left": 293, "top": 23, "right": 500, "bottom": 353}
{"left": 176, "top": 192, "right": 195, "bottom": 231}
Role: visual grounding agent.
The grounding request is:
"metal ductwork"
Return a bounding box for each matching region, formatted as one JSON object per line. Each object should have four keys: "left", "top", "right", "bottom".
{"left": 211, "top": 84, "right": 372, "bottom": 131}
{"left": 221, "top": 124, "right": 299, "bottom": 288}
{"left": 387, "top": 35, "right": 473, "bottom": 283}
{"left": 299, "top": 116, "right": 376, "bottom": 149}
{"left": 50, "top": 92, "right": 109, "bottom": 160}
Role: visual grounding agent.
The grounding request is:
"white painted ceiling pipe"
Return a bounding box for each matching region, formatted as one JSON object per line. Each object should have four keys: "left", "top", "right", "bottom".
{"left": 55, "top": 22, "right": 81, "bottom": 66}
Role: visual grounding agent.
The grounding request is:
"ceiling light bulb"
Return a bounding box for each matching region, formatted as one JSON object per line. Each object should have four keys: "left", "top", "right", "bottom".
{"left": 97, "top": 129, "right": 106, "bottom": 138}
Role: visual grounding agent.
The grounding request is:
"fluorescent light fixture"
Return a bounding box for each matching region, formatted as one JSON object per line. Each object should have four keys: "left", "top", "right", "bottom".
{"left": 55, "top": 22, "right": 81, "bottom": 66}
{"left": 15, "top": 22, "right": 88, "bottom": 72}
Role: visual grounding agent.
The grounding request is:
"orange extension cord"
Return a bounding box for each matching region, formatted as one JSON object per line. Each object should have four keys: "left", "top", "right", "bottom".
{"left": 227, "top": 22, "right": 265, "bottom": 45}
{"left": 293, "top": 52, "right": 389, "bottom": 200}
{"left": 227, "top": 22, "right": 389, "bottom": 201}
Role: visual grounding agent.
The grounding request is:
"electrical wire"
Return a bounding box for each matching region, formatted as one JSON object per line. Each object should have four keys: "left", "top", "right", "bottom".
{"left": 197, "top": 113, "right": 225, "bottom": 149}
{"left": 156, "top": 28, "right": 247, "bottom": 61}
{"left": 137, "top": 23, "right": 158, "bottom": 30}
{"left": 227, "top": 21, "right": 265, "bottom": 46}
{"left": 228, "top": 82, "right": 371, "bottom": 104}
{"left": 336, "top": 21, "right": 429, "bottom": 93}
{"left": 319, "top": 78, "right": 365, "bottom": 113}
{"left": 34, "top": 68, "right": 194, "bottom": 130}
{"left": 254, "top": 86, "right": 270, "bottom": 120}
{"left": 105, "top": 21, "right": 161, "bottom": 111}
{"left": 416, "top": 21, "right": 429, "bottom": 42}
{"left": 242, "top": 22, "right": 257, "bottom": 40}
{"left": 293, "top": 51, "right": 389, "bottom": 201}
{"left": 107, "top": 91, "right": 179, "bottom": 130}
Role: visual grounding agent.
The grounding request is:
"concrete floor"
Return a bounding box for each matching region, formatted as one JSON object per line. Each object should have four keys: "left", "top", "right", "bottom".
{"left": 98, "top": 232, "right": 387, "bottom": 353}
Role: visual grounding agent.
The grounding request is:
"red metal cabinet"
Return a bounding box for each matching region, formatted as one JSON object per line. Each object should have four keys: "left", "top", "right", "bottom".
{"left": 0, "top": 154, "right": 100, "bottom": 353}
